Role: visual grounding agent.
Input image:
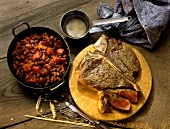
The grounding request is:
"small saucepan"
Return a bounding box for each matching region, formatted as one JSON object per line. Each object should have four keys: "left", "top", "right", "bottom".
{"left": 7, "top": 22, "right": 70, "bottom": 90}
{"left": 60, "top": 10, "right": 131, "bottom": 39}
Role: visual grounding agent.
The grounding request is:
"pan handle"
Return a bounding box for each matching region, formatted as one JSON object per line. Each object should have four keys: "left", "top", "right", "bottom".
{"left": 91, "top": 16, "right": 132, "bottom": 27}
{"left": 50, "top": 79, "right": 65, "bottom": 91}
{"left": 12, "top": 22, "right": 30, "bottom": 36}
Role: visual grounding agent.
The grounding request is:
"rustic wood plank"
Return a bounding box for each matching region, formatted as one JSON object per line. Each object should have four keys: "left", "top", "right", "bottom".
{"left": 9, "top": 119, "right": 93, "bottom": 129}
{"left": 0, "top": 58, "right": 35, "bottom": 127}
{"left": 1, "top": 0, "right": 170, "bottom": 128}
{"left": 0, "top": 58, "right": 89, "bottom": 129}
{"left": 0, "top": 0, "right": 95, "bottom": 58}
{"left": 0, "top": 0, "right": 59, "bottom": 23}
{"left": 0, "top": 58, "right": 71, "bottom": 128}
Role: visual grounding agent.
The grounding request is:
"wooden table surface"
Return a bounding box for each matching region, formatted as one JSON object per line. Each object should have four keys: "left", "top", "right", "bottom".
{"left": 0, "top": 0, "right": 170, "bottom": 129}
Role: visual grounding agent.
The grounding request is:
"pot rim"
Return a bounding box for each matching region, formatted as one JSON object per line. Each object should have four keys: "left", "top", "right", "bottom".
{"left": 60, "top": 10, "right": 91, "bottom": 39}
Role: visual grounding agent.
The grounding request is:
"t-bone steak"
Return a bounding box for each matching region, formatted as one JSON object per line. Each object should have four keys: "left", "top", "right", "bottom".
{"left": 75, "top": 35, "right": 141, "bottom": 113}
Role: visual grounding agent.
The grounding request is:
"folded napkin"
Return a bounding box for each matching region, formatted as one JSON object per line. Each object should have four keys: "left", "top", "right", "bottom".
{"left": 90, "top": 0, "right": 170, "bottom": 49}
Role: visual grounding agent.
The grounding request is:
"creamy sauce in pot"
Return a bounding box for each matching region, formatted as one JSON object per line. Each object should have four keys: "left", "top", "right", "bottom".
{"left": 66, "top": 19, "right": 87, "bottom": 38}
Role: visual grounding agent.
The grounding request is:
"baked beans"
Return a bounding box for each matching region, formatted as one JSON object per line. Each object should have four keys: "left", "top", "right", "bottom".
{"left": 12, "top": 32, "right": 69, "bottom": 87}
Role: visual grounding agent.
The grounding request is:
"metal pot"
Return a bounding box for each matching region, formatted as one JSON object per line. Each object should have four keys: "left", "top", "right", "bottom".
{"left": 7, "top": 22, "right": 70, "bottom": 90}
{"left": 60, "top": 10, "right": 131, "bottom": 39}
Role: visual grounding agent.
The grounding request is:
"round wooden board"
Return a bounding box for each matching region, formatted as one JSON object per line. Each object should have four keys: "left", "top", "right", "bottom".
{"left": 69, "top": 43, "right": 152, "bottom": 121}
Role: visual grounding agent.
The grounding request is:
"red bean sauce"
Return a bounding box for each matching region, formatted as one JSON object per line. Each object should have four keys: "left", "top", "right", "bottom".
{"left": 12, "top": 32, "right": 68, "bottom": 87}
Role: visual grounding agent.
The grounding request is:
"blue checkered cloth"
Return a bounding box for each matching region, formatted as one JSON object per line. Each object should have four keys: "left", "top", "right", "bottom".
{"left": 90, "top": 1, "right": 170, "bottom": 49}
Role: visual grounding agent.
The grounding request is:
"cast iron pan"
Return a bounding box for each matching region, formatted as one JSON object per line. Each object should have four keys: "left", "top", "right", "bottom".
{"left": 7, "top": 22, "right": 70, "bottom": 90}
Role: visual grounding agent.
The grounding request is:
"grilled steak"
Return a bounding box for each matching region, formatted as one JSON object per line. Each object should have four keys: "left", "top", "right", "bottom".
{"left": 76, "top": 35, "right": 141, "bottom": 113}
{"left": 105, "top": 89, "right": 138, "bottom": 103}
{"left": 98, "top": 90, "right": 131, "bottom": 113}
{"left": 76, "top": 35, "right": 140, "bottom": 91}
{"left": 77, "top": 55, "right": 134, "bottom": 90}
{"left": 107, "top": 47, "right": 140, "bottom": 77}
{"left": 106, "top": 92, "right": 131, "bottom": 111}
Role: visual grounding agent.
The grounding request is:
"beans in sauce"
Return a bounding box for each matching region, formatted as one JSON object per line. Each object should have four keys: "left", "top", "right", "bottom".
{"left": 12, "top": 32, "right": 68, "bottom": 87}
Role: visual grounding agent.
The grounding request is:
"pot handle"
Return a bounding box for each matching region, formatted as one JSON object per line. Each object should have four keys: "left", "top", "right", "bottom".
{"left": 50, "top": 79, "right": 65, "bottom": 91}
{"left": 12, "top": 22, "right": 30, "bottom": 36}
{"left": 91, "top": 16, "right": 132, "bottom": 27}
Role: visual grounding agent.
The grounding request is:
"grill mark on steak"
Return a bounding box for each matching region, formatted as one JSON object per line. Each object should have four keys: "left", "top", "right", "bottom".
{"left": 104, "top": 36, "right": 140, "bottom": 78}
{"left": 102, "top": 54, "right": 140, "bottom": 91}
{"left": 113, "top": 48, "right": 140, "bottom": 77}
{"left": 77, "top": 54, "right": 134, "bottom": 90}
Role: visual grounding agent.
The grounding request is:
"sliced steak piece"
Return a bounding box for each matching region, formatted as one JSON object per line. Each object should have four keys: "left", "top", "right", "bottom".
{"left": 106, "top": 91, "right": 131, "bottom": 111}
{"left": 98, "top": 90, "right": 131, "bottom": 113}
{"left": 105, "top": 89, "right": 138, "bottom": 103}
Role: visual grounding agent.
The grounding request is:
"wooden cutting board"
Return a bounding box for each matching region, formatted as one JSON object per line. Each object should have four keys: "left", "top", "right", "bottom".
{"left": 69, "top": 43, "right": 152, "bottom": 121}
